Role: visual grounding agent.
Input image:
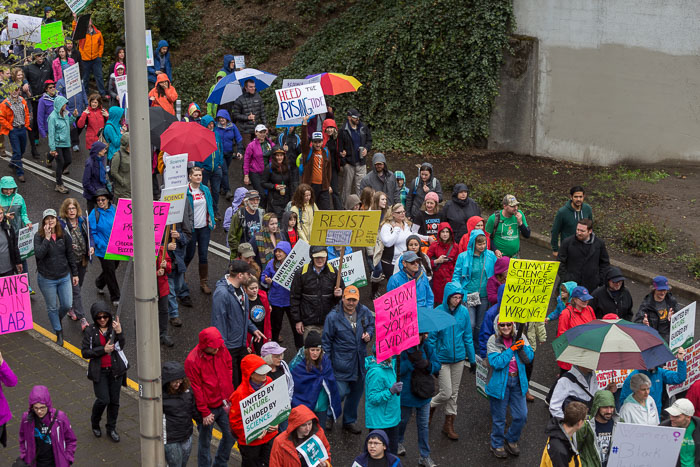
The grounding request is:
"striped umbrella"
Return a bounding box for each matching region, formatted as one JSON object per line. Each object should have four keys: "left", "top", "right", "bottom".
{"left": 552, "top": 319, "right": 675, "bottom": 370}
{"left": 305, "top": 72, "right": 362, "bottom": 96}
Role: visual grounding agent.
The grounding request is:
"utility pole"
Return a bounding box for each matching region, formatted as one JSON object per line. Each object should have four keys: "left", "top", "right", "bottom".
{"left": 123, "top": 0, "right": 165, "bottom": 464}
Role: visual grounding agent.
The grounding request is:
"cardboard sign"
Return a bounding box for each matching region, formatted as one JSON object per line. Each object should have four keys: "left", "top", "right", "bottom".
{"left": 670, "top": 302, "right": 696, "bottom": 352}
{"left": 607, "top": 422, "right": 684, "bottom": 467}
{"left": 65, "top": 0, "right": 94, "bottom": 15}
{"left": 145, "top": 30, "right": 154, "bottom": 67}
{"left": 275, "top": 79, "right": 311, "bottom": 127}
{"left": 475, "top": 356, "right": 489, "bottom": 398}
{"left": 106, "top": 198, "right": 170, "bottom": 257}
{"left": 17, "top": 224, "right": 39, "bottom": 260}
{"left": 63, "top": 63, "right": 82, "bottom": 99}
{"left": 71, "top": 14, "right": 91, "bottom": 42}
{"left": 272, "top": 240, "right": 310, "bottom": 291}
{"left": 7, "top": 14, "right": 42, "bottom": 43}
{"left": 275, "top": 83, "right": 327, "bottom": 124}
{"left": 327, "top": 250, "right": 367, "bottom": 288}
{"left": 234, "top": 55, "right": 245, "bottom": 69}
{"left": 240, "top": 377, "right": 291, "bottom": 444}
{"left": 115, "top": 75, "right": 128, "bottom": 109}
{"left": 0, "top": 274, "right": 33, "bottom": 335}
{"left": 595, "top": 369, "right": 634, "bottom": 391}
{"left": 308, "top": 211, "right": 381, "bottom": 248}
{"left": 666, "top": 340, "right": 700, "bottom": 397}
{"left": 296, "top": 435, "right": 329, "bottom": 467}
{"left": 159, "top": 186, "right": 188, "bottom": 225}
{"left": 163, "top": 153, "right": 188, "bottom": 189}
{"left": 499, "top": 259, "right": 559, "bottom": 323}
{"left": 375, "top": 281, "right": 419, "bottom": 362}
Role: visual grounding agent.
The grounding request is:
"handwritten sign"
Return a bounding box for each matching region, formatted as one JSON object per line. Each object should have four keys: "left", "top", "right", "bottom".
{"left": 36, "top": 21, "right": 64, "bottom": 51}
{"left": 234, "top": 55, "right": 245, "bottom": 69}
{"left": 240, "top": 377, "right": 291, "bottom": 444}
{"left": 63, "top": 63, "right": 82, "bottom": 99}
{"left": 375, "top": 281, "right": 419, "bottom": 362}
{"left": 666, "top": 340, "right": 700, "bottom": 397}
{"left": 595, "top": 369, "right": 634, "bottom": 391}
{"left": 0, "top": 274, "right": 32, "bottom": 335}
{"left": 296, "top": 435, "right": 329, "bottom": 467}
{"left": 275, "top": 79, "right": 311, "bottom": 127}
{"left": 115, "top": 75, "right": 128, "bottom": 109}
{"left": 670, "top": 302, "right": 696, "bottom": 352}
{"left": 7, "top": 14, "right": 42, "bottom": 43}
{"left": 328, "top": 250, "right": 367, "bottom": 288}
{"left": 607, "top": 423, "right": 684, "bottom": 467}
{"left": 272, "top": 240, "right": 310, "bottom": 291}
{"left": 18, "top": 224, "right": 39, "bottom": 260}
{"left": 308, "top": 211, "right": 381, "bottom": 248}
{"left": 106, "top": 198, "right": 169, "bottom": 257}
{"left": 475, "top": 356, "right": 489, "bottom": 398}
{"left": 145, "top": 30, "right": 154, "bottom": 67}
{"left": 65, "top": 0, "right": 94, "bottom": 15}
{"left": 275, "top": 83, "right": 327, "bottom": 124}
{"left": 499, "top": 259, "right": 559, "bottom": 323}
{"left": 163, "top": 153, "right": 188, "bottom": 189}
{"left": 159, "top": 186, "right": 188, "bottom": 225}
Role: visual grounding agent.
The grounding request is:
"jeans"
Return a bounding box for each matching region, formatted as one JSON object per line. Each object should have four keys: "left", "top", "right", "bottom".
{"left": 336, "top": 378, "right": 364, "bottom": 425}
{"left": 8, "top": 127, "right": 27, "bottom": 176}
{"left": 83, "top": 57, "right": 105, "bottom": 95}
{"left": 197, "top": 405, "right": 235, "bottom": 467}
{"left": 489, "top": 375, "right": 528, "bottom": 449}
{"left": 202, "top": 166, "right": 222, "bottom": 214}
{"left": 164, "top": 435, "right": 192, "bottom": 467}
{"left": 92, "top": 368, "right": 124, "bottom": 431}
{"left": 430, "top": 362, "right": 464, "bottom": 416}
{"left": 468, "top": 299, "right": 490, "bottom": 341}
{"left": 54, "top": 146, "right": 72, "bottom": 185}
{"left": 37, "top": 273, "right": 73, "bottom": 332}
{"left": 167, "top": 272, "right": 189, "bottom": 318}
{"left": 399, "top": 403, "right": 431, "bottom": 458}
{"left": 185, "top": 227, "right": 211, "bottom": 266}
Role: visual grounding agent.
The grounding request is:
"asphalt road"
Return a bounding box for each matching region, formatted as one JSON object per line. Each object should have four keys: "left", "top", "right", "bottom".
{"left": 2, "top": 139, "right": 696, "bottom": 466}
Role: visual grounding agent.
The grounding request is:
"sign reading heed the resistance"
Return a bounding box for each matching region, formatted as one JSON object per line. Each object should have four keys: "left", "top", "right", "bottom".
{"left": 0, "top": 273, "right": 32, "bottom": 335}
{"left": 106, "top": 199, "right": 169, "bottom": 257}
{"left": 499, "top": 259, "right": 559, "bottom": 323}
{"left": 240, "top": 377, "right": 291, "bottom": 444}
{"left": 374, "top": 281, "right": 419, "bottom": 361}
{"left": 308, "top": 211, "right": 381, "bottom": 247}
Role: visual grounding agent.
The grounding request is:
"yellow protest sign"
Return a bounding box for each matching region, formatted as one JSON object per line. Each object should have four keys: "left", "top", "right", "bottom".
{"left": 499, "top": 259, "right": 559, "bottom": 323}
{"left": 308, "top": 210, "right": 381, "bottom": 247}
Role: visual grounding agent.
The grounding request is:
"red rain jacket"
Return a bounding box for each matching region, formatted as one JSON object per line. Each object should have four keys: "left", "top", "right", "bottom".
{"left": 426, "top": 222, "right": 459, "bottom": 305}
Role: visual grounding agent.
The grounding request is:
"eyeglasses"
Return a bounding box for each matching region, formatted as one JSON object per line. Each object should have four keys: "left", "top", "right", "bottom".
{"left": 67, "top": 206, "right": 77, "bottom": 210}
{"left": 96, "top": 198, "right": 108, "bottom": 203}
{"left": 33, "top": 405, "right": 47, "bottom": 411}
{"left": 96, "top": 315, "right": 110, "bottom": 321}
{"left": 498, "top": 323, "right": 512, "bottom": 328}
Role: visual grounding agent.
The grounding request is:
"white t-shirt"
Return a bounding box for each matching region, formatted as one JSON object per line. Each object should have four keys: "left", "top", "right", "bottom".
{"left": 189, "top": 184, "right": 207, "bottom": 229}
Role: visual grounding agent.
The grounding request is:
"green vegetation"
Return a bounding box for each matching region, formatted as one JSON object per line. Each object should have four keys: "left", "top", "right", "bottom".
{"left": 618, "top": 220, "right": 667, "bottom": 255}
{"left": 472, "top": 180, "right": 518, "bottom": 212}
{"left": 593, "top": 167, "right": 669, "bottom": 183}
{"left": 220, "top": 20, "right": 300, "bottom": 69}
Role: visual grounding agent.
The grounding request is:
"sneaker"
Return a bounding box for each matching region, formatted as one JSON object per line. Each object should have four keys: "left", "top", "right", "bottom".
{"left": 80, "top": 318, "right": 89, "bottom": 331}
{"left": 178, "top": 296, "right": 193, "bottom": 307}
{"left": 419, "top": 456, "right": 437, "bottom": 467}
{"left": 169, "top": 317, "right": 183, "bottom": 327}
{"left": 67, "top": 309, "right": 77, "bottom": 321}
{"left": 62, "top": 169, "right": 70, "bottom": 175}
{"left": 490, "top": 446, "right": 508, "bottom": 459}
{"left": 397, "top": 444, "right": 406, "bottom": 456}
{"left": 504, "top": 442, "right": 520, "bottom": 456}
{"left": 370, "top": 273, "right": 385, "bottom": 283}
{"left": 72, "top": 145, "right": 80, "bottom": 152}
{"left": 55, "top": 184, "right": 69, "bottom": 194}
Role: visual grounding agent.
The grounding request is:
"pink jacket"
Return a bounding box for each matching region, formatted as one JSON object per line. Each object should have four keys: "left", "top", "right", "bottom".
{"left": 52, "top": 57, "right": 76, "bottom": 82}
{"left": 243, "top": 137, "right": 275, "bottom": 175}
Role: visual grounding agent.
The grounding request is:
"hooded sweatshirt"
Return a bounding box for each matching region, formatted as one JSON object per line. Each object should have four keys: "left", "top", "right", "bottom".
{"left": 0, "top": 176, "right": 30, "bottom": 231}
{"left": 486, "top": 256, "right": 510, "bottom": 305}
{"left": 442, "top": 183, "right": 481, "bottom": 243}
{"left": 221, "top": 54, "right": 235, "bottom": 74}
{"left": 37, "top": 89, "right": 57, "bottom": 137}
{"left": 557, "top": 301, "right": 596, "bottom": 370}
{"left": 428, "top": 281, "right": 476, "bottom": 364}
{"left": 261, "top": 241, "right": 292, "bottom": 306}
{"left": 426, "top": 221, "right": 459, "bottom": 304}
{"left": 103, "top": 106, "right": 124, "bottom": 161}
{"left": 183, "top": 102, "right": 202, "bottom": 123}
{"left": 47, "top": 95, "right": 75, "bottom": 150}
{"left": 541, "top": 416, "right": 581, "bottom": 467}
{"left": 195, "top": 115, "right": 224, "bottom": 172}
{"left": 551, "top": 200, "right": 594, "bottom": 252}
{"left": 452, "top": 229, "right": 497, "bottom": 298}
{"left": 353, "top": 430, "right": 402, "bottom": 467}
{"left": 590, "top": 266, "right": 634, "bottom": 320}
{"left": 223, "top": 187, "right": 248, "bottom": 237}
{"left": 386, "top": 259, "right": 434, "bottom": 309}
{"left": 147, "top": 39, "right": 172, "bottom": 83}
{"left": 207, "top": 71, "right": 228, "bottom": 117}
{"left": 394, "top": 170, "right": 408, "bottom": 207}
{"left": 547, "top": 281, "right": 578, "bottom": 321}
{"left": 364, "top": 356, "right": 401, "bottom": 429}
{"left": 576, "top": 390, "right": 619, "bottom": 467}
{"left": 162, "top": 361, "right": 201, "bottom": 444}
{"left": 479, "top": 284, "right": 506, "bottom": 358}
{"left": 215, "top": 109, "right": 243, "bottom": 154}
{"left": 148, "top": 73, "right": 178, "bottom": 115}
{"left": 270, "top": 405, "right": 332, "bottom": 467}
{"left": 110, "top": 133, "right": 131, "bottom": 199}
{"left": 82, "top": 141, "right": 109, "bottom": 201}
{"left": 359, "top": 152, "right": 400, "bottom": 204}
{"left": 0, "top": 358, "right": 18, "bottom": 426}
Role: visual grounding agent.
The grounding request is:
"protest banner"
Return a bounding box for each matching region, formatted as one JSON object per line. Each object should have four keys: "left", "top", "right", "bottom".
{"left": 666, "top": 340, "right": 700, "bottom": 397}
{"left": 160, "top": 186, "right": 188, "bottom": 225}
{"left": 71, "top": 14, "right": 90, "bottom": 42}
{"left": 272, "top": 240, "right": 310, "bottom": 291}
{"left": 35, "top": 21, "right": 64, "bottom": 51}
{"left": 308, "top": 211, "right": 381, "bottom": 248}
{"left": 0, "top": 273, "right": 33, "bottom": 335}
{"left": 328, "top": 250, "right": 367, "bottom": 288}
{"left": 275, "top": 79, "right": 311, "bottom": 127}
{"left": 275, "top": 83, "right": 327, "bottom": 124}
{"left": 65, "top": 0, "right": 94, "bottom": 15}
{"left": 499, "top": 259, "right": 559, "bottom": 323}
{"left": 63, "top": 63, "right": 82, "bottom": 99}
{"left": 607, "top": 422, "right": 684, "bottom": 467}
{"left": 145, "top": 30, "right": 154, "bottom": 67}
{"left": 234, "top": 55, "right": 245, "bottom": 69}
{"left": 106, "top": 199, "right": 169, "bottom": 258}
{"left": 475, "top": 356, "right": 489, "bottom": 398}
{"left": 595, "top": 369, "right": 634, "bottom": 391}
{"left": 163, "top": 153, "right": 188, "bottom": 189}
{"left": 374, "top": 281, "right": 419, "bottom": 361}
{"left": 240, "top": 377, "right": 291, "bottom": 444}
{"left": 8, "top": 14, "right": 42, "bottom": 43}
{"left": 115, "top": 75, "right": 128, "bottom": 109}
{"left": 670, "top": 302, "right": 696, "bottom": 352}
{"left": 17, "top": 224, "right": 39, "bottom": 261}
{"left": 296, "top": 435, "right": 329, "bottom": 467}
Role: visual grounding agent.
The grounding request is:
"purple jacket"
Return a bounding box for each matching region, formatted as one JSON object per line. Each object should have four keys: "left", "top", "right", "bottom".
{"left": 0, "top": 360, "right": 18, "bottom": 426}
{"left": 243, "top": 137, "right": 275, "bottom": 175}
{"left": 19, "top": 385, "right": 77, "bottom": 467}
{"left": 37, "top": 93, "right": 56, "bottom": 138}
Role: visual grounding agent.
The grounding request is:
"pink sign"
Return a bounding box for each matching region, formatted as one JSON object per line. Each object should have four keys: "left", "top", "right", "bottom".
{"left": 0, "top": 273, "right": 33, "bottom": 335}
{"left": 374, "top": 281, "right": 419, "bottom": 362}
{"left": 106, "top": 198, "right": 170, "bottom": 257}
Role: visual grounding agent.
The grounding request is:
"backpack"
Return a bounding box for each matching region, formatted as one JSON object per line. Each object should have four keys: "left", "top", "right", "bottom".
{"left": 412, "top": 176, "right": 437, "bottom": 194}
{"left": 545, "top": 372, "right": 594, "bottom": 416}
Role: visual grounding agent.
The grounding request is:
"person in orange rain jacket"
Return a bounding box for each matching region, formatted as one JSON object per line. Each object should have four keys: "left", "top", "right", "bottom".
{"left": 269, "top": 405, "right": 331, "bottom": 467}
{"left": 148, "top": 73, "right": 178, "bottom": 115}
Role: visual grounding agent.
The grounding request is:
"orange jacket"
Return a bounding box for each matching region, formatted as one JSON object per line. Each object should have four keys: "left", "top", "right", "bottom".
{"left": 0, "top": 98, "right": 31, "bottom": 135}
{"left": 148, "top": 73, "right": 178, "bottom": 115}
{"left": 72, "top": 21, "right": 104, "bottom": 61}
{"left": 270, "top": 405, "right": 331, "bottom": 467}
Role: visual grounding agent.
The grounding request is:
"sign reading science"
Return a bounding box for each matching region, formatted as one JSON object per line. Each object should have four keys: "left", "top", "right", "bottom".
{"left": 308, "top": 211, "right": 381, "bottom": 247}
{"left": 106, "top": 199, "right": 170, "bottom": 257}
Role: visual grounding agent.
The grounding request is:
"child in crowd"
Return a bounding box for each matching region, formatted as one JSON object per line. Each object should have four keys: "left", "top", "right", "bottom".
{"left": 245, "top": 277, "right": 271, "bottom": 355}
{"left": 395, "top": 170, "right": 408, "bottom": 207}
{"left": 279, "top": 211, "right": 299, "bottom": 248}
{"left": 545, "top": 281, "right": 578, "bottom": 322}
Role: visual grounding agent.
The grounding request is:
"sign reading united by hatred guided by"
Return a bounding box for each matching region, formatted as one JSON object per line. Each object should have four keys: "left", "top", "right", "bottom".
{"left": 308, "top": 211, "right": 381, "bottom": 247}
{"left": 499, "top": 259, "right": 559, "bottom": 323}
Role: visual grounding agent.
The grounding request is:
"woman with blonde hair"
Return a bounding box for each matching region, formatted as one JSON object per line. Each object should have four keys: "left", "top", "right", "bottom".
{"left": 369, "top": 191, "right": 389, "bottom": 298}
{"left": 377, "top": 203, "right": 430, "bottom": 283}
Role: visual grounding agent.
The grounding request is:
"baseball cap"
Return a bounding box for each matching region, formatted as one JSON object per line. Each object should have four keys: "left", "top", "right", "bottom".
{"left": 653, "top": 276, "right": 670, "bottom": 291}
{"left": 237, "top": 243, "right": 256, "bottom": 258}
{"left": 260, "top": 341, "right": 286, "bottom": 357}
{"left": 310, "top": 246, "right": 328, "bottom": 258}
{"left": 665, "top": 398, "right": 695, "bottom": 417}
{"left": 254, "top": 363, "right": 273, "bottom": 375}
{"left": 402, "top": 251, "right": 419, "bottom": 263}
{"left": 254, "top": 124, "right": 267, "bottom": 133}
{"left": 42, "top": 209, "right": 57, "bottom": 220}
{"left": 571, "top": 286, "right": 593, "bottom": 301}
{"left": 502, "top": 194, "right": 519, "bottom": 206}
{"left": 311, "top": 132, "right": 323, "bottom": 142}
{"left": 244, "top": 190, "right": 260, "bottom": 201}
{"left": 43, "top": 79, "right": 55, "bottom": 89}
{"left": 347, "top": 108, "right": 360, "bottom": 118}
{"left": 344, "top": 285, "right": 360, "bottom": 300}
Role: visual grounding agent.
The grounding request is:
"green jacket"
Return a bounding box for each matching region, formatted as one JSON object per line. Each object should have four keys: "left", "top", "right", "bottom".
{"left": 364, "top": 356, "right": 401, "bottom": 429}
{"left": 576, "top": 389, "right": 621, "bottom": 467}
{"left": 551, "top": 201, "right": 593, "bottom": 252}
{"left": 207, "top": 71, "right": 227, "bottom": 118}
{"left": 0, "top": 177, "right": 30, "bottom": 231}
{"left": 47, "top": 96, "right": 76, "bottom": 151}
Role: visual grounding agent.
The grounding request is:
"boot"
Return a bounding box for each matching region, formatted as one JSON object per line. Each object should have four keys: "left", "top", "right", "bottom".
{"left": 442, "top": 414, "right": 458, "bottom": 440}
{"left": 199, "top": 264, "right": 212, "bottom": 294}
{"left": 429, "top": 406, "right": 436, "bottom": 425}
{"left": 55, "top": 330, "right": 64, "bottom": 347}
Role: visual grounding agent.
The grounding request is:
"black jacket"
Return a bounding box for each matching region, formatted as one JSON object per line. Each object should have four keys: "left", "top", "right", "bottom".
{"left": 0, "top": 221, "right": 20, "bottom": 273}
{"left": 542, "top": 417, "right": 580, "bottom": 467}
{"left": 590, "top": 267, "right": 634, "bottom": 320}
{"left": 162, "top": 361, "right": 201, "bottom": 444}
{"left": 23, "top": 60, "right": 53, "bottom": 100}
{"left": 338, "top": 120, "right": 372, "bottom": 166}
{"left": 81, "top": 303, "right": 128, "bottom": 383}
{"left": 231, "top": 91, "right": 266, "bottom": 135}
{"left": 441, "top": 183, "right": 481, "bottom": 243}
{"left": 261, "top": 163, "right": 292, "bottom": 216}
{"left": 662, "top": 417, "right": 700, "bottom": 467}
{"left": 558, "top": 233, "right": 610, "bottom": 293}
{"left": 290, "top": 262, "right": 344, "bottom": 326}
{"left": 633, "top": 291, "right": 679, "bottom": 343}
{"left": 33, "top": 232, "right": 78, "bottom": 280}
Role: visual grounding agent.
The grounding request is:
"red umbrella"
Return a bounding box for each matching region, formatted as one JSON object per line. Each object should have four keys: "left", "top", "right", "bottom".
{"left": 159, "top": 122, "right": 217, "bottom": 162}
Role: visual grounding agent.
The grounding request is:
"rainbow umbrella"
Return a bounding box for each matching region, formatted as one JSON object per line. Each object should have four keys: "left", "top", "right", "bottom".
{"left": 305, "top": 72, "right": 362, "bottom": 96}
{"left": 552, "top": 319, "right": 675, "bottom": 370}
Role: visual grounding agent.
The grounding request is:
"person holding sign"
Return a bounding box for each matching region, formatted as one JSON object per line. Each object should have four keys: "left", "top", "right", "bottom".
{"left": 185, "top": 166, "right": 215, "bottom": 294}
{"left": 365, "top": 354, "right": 403, "bottom": 455}
{"left": 0, "top": 206, "right": 22, "bottom": 277}
{"left": 387, "top": 251, "right": 434, "bottom": 308}
{"left": 270, "top": 405, "right": 332, "bottom": 467}
{"left": 52, "top": 46, "right": 76, "bottom": 82}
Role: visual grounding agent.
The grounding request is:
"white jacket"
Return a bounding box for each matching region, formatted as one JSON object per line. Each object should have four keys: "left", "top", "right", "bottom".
{"left": 379, "top": 222, "right": 427, "bottom": 265}
{"left": 619, "top": 395, "right": 659, "bottom": 426}
{"left": 549, "top": 366, "right": 598, "bottom": 419}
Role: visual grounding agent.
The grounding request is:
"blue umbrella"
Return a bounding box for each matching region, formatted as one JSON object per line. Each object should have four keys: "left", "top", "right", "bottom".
{"left": 417, "top": 307, "right": 456, "bottom": 333}
{"left": 207, "top": 68, "right": 277, "bottom": 105}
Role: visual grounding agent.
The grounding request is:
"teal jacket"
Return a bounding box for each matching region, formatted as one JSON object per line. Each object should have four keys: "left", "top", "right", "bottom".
{"left": 47, "top": 96, "right": 75, "bottom": 151}
{"left": 364, "top": 356, "right": 401, "bottom": 429}
{"left": 0, "top": 177, "right": 30, "bottom": 231}
{"left": 485, "top": 319, "right": 534, "bottom": 400}
{"left": 427, "top": 282, "right": 475, "bottom": 364}
{"left": 104, "top": 106, "right": 124, "bottom": 161}
{"left": 452, "top": 229, "right": 496, "bottom": 297}
{"left": 186, "top": 183, "right": 215, "bottom": 230}
{"left": 195, "top": 115, "right": 224, "bottom": 172}
{"left": 550, "top": 201, "right": 593, "bottom": 252}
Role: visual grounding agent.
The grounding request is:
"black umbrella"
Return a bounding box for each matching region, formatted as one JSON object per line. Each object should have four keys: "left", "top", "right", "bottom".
{"left": 149, "top": 107, "right": 178, "bottom": 147}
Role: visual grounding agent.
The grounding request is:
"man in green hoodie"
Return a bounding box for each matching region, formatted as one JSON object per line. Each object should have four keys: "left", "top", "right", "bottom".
{"left": 551, "top": 186, "right": 593, "bottom": 257}
{"left": 576, "top": 389, "right": 620, "bottom": 467}
{"left": 207, "top": 71, "right": 227, "bottom": 118}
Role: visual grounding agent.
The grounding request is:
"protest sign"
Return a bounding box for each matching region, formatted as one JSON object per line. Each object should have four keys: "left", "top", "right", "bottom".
{"left": 240, "top": 377, "right": 291, "bottom": 444}
{"left": 272, "top": 240, "right": 310, "bottom": 291}
{"left": 275, "top": 79, "right": 311, "bottom": 127}
{"left": 375, "top": 281, "right": 419, "bottom": 361}
{"left": 595, "top": 369, "right": 634, "bottom": 391}
{"left": 670, "top": 302, "right": 696, "bottom": 352}
{"left": 163, "top": 153, "right": 188, "bottom": 189}
{"left": 328, "top": 251, "right": 367, "bottom": 288}
{"left": 607, "top": 422, "right": 684, "bottom": 467}
{"left": 275, "top": 83, "right": 327, "bottom": 125}
{"left": 115, "top": 75, "right": 128, "bottom": 109}
{"left": 8, "top": 14, "right": 42, "bottom": 43}
{"left": 65, "top": 0, "right": 94, "bottom": 15}
{"left": 499, "top": 259, "right": 559, "bottom": 323}
{"left": 160, "top": 186, "right": 188, "bottom": 224}
{"left": 106, "top": 199, "right": 169, "bottom": 257}
{"left": 296, "top": 435, "right": 329, "bottom": 467}
{"left": 145, "top": 30, "right": 154, "bottom": 67}
{"left": 308, "top": 211, "right": 381, "bottom": 248}
{"left": 63, "top": 63, "right": 82, "bottom": 99}
{"left": 234, "top": 55, "right": 245, "bottom": 69}
{"left": 0, "top": 274, "right": 33, "bottom": 335}
{"left": 35, "top": 21, "right": 64, "bottom": 51}
{"left": 666, "top": 340, "right": 700, "bottom": 397}
{"left": 475, "top": 356, "right": 489, "bottom": 398}
{"left": 18, "top": 224, "right": 39, "bottom": 261}
{"left": 72, "top": 14, "right": 90, "bottom": 42}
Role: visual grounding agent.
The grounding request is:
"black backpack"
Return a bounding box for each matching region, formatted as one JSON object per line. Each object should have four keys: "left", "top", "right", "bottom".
{"left": 545, "top": 372, "right": 594, "bottom": 416}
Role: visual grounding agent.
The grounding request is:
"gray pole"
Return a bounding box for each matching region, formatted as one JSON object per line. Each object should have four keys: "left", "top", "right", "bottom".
{"left": 123, "top": 1, "right": 165, "bottom": 465}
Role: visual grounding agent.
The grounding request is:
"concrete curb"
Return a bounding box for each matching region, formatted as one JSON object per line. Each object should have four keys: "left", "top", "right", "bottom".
{"left": 527, "top": 232, "right": 700, "bottom": 302}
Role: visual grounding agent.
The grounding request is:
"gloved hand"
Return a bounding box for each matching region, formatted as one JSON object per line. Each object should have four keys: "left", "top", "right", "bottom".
{"left": 390, "top": 382, "right": 404, "bottom": 395}
{"left": 468, "top": 362, "right": 476, "bottom": 374}
{"left": 510, "top": 339, "right": 524, "bottom": 351}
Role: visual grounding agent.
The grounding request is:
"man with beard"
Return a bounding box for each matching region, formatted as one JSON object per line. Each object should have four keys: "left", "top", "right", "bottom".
{"left": 558, "top": 218, "right": 610, "bottom": 293}
{"left": 576, "top": 390, "right": 619, "bottom": 467}
{"left": 551, "top": 186, "right": 593, "bottom": 257}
